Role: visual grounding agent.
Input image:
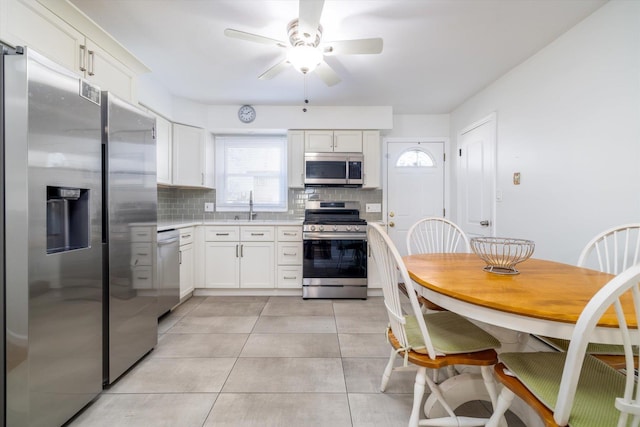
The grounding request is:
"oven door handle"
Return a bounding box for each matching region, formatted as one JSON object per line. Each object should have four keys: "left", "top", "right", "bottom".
{"left": 303, "top": 232, "right": 367, "bottom": 241}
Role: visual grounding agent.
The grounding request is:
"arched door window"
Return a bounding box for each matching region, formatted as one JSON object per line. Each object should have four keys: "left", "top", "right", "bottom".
{"left": 395, "top": 148, "right": 435, "bottom": 167}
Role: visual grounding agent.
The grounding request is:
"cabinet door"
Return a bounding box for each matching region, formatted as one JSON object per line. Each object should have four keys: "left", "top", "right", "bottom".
{"left": 304, "top": 130, "right": 334, "bottom": 152}
{"left": 277, "top": 243, "right": 303, "bottom": 265}
{"left": 154, "top": 114, "right": 172, "bottom": 185}
{"left": 277, "top": 266, "right": 303, "bottom": 289}
{"left": 172, "top": 123, "right": 205, "bottom": 187}
{"left": 85, "top": 39, "right": 136, "bottom": 102}
{"left": 179, "top": 243, "right": 194, "bottom": 298}
{"left": 362, "top": 130, "right": 381, "bottom": 188}
{"left": 334, "top": 130, "right": 363, "bottom": 152}
{"left": 366, "top": 236, "right": 382, "bottom": 289}
{"left": 204, "top": 242, "right": 240, "bottom": 288}
{"left": 287, "top": 130, "right": 304, "bottom": 188}
{"left": 240, "top": 242, "right": 274, "bottom": 288}
{"left": 2, "top": 0, "right": 84, "bottom": 73}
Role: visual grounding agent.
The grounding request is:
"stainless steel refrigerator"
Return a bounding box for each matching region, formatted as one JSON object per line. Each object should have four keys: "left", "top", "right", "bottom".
{"left": 101, "top": 92, "right": 158, "bottom": 385}
{"left": 2, "top": 47, "right": 104, "bottom": 427}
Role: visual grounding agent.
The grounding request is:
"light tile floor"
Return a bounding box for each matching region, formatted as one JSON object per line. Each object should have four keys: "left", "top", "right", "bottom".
{"left": 67, "top": 296, "right": 529, "bottom": 427}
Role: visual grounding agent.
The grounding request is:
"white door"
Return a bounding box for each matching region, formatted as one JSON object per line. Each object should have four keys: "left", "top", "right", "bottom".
{"left": 458, "top": 114, "right": 496, "bottom": 238}
{"left": 386, "top": 141, "right": 445, "bottom": 255}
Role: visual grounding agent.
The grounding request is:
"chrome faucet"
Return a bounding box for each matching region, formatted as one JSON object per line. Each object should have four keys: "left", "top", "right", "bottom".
{"left": 249, "top": 190, "right": 256, "bottom": 221}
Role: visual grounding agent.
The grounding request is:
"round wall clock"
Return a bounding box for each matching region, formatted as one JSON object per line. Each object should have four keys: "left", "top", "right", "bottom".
{"left": 238, "top": 105, "right": 256, "bottom": 123}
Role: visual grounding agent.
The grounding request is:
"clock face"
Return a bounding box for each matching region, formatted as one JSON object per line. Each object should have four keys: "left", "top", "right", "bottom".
{"left": 238, "top": 105, "right": 256, "bottom": 123}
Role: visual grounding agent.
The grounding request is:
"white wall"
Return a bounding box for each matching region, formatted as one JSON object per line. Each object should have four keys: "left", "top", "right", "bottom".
{"left": 387, "top": 114, "right": 450, "bottom": 138}
{"left": 137, "top": 74, "right": 174, "bottom": 118}
{"left": 450, "top": 0, "right": 640, "bottom": 264}
{"left": 205, "top": 105, "right": 392, "bottom": 132}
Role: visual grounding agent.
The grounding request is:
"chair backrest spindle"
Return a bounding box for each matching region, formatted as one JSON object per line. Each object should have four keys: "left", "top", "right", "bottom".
{"left": 406, "top": 217, "right": 470, "bottom": 256}
{"left": 578, "top": 224, "right": 640, "bottom": 274}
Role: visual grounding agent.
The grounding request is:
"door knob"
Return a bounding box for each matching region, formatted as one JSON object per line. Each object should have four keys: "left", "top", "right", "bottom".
{"left": 389, "top": 212, "right": 395, "bottom": 218}
{"left": 389, "top": 221, "right": 395, "bottom": 227}
{"left": 480, "top": 220, "right": 490, "bottom": 227}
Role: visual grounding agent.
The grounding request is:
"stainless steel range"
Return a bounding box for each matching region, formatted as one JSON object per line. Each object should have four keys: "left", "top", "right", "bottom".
{"left": 302, "top": 201, "right": 368, "bottom": 299}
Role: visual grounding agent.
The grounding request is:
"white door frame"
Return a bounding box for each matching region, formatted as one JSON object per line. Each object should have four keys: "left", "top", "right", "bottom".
{"left": 382, "top": 137, "right": 451, "bottom": 226}
{"left": 456, "top": 112, "right": 497, "bottom": 236}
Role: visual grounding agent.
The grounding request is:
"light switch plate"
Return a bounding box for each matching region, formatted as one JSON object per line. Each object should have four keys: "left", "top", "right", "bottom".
{"left": 204, "top": 202, "right": 214, "bottom": 212}
{"left": 366, "top": 203, "right": 381, "bottom": 213}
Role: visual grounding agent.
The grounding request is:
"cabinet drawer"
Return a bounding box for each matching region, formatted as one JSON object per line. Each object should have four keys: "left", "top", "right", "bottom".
{"left": 277, "top": 226, "right": 302, "bottom": 241}
{"left": 205, "top": 226, "right": 239, "bottom": 242}
{"left": 131, "top": 243, "right": 153, "bottom": 266}
{"left": 241, "top": 226, "right": 275, "bottom": 241}
{"left": 179, "top": 227, "right": 194, "bottom": 246}
{"left": 277, "top": 266, "right": 303, "bottom": 288}
{"left": 132, "top": 266, "right": 153, "bottom": 289}
{"left": 131, "top": 226, "right": 153, "bottom": 242}
{"left": 277, "top": 243, "right": 303, "bottom": 265}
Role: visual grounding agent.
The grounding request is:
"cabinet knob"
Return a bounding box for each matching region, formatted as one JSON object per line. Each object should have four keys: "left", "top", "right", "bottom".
{"left": 389, "top": 221, "right": 395, "bottom": 228}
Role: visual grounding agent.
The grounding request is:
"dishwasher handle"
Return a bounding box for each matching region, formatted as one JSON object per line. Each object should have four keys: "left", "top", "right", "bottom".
{"left": 158, "top": 237, "right": 179, "bottom": 245}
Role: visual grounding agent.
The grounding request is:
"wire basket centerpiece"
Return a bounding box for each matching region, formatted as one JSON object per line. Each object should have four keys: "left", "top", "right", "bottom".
{"left": 470, "top": 237, "right": 535, "bottom": 275}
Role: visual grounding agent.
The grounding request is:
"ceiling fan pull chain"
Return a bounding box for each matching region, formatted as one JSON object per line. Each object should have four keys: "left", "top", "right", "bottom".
{"left": 303, "top": 75, "right": 309, "bottom": 112}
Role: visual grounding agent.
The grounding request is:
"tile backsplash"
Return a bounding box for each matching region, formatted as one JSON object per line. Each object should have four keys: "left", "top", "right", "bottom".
{"left": 158, "top": 187, "right": 383, "bottom": 222}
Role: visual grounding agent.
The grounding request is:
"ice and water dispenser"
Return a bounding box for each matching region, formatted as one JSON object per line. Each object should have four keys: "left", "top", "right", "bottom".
{"left": 46, "top": 186, "right": 90, "bottom": 254}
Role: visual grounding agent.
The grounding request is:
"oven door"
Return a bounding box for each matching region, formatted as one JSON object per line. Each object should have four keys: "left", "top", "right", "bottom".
{"left": 303, "top": 232, "right": 367, "bottom": 292}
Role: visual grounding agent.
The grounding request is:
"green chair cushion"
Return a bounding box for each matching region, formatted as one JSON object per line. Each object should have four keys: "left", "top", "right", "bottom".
{"left": 500, "top": 352, "right": 626, "bottom": 427}
{"left": 405, "top": 311, "right": 501, "bottom": 355}
{"left": 538, "top": 336, "right": 637, "bottom": 355}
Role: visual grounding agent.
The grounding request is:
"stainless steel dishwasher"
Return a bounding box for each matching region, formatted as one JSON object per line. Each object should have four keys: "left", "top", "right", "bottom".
{"left": 157, "top": 229, "right": 180, "bottom": 316}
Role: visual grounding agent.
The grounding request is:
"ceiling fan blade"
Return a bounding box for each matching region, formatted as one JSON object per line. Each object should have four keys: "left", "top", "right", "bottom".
{"left": 258, "top": 59, "right": 290, "bottom": 80}
{"left": 323, "top": 38, "right": 383, "bottom": 56}
{"left": 298, "top": 0, "right": 324, "bottom": 41}
{"left": 315, "top": 61, "right": 341, "bottom": 86}
{"left": 224, "top": 28, "right": 287, "bottom": 48}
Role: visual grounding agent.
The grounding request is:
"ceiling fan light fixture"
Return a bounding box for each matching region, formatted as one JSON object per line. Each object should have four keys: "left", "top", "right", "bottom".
{"left": 287, "top": 45, "right": 323, "bottom": 74}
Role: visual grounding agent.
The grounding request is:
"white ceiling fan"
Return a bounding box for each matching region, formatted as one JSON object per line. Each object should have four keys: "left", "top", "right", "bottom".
{"left": 224, "top": 0, "right": 383, "bottom": 86}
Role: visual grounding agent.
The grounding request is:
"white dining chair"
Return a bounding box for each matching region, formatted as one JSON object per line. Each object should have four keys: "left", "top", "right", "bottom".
{"left": 369, "top": 223, "right": 502, "bottom": 427}
{"left": 486, "top": 263, "right": 640, "bottom": 427}
{"left": 406, "top": 217, "right": 471, "bottom": 257}
{"left": 539, "top": 224, "right": 640, "bottom": 359}
{"left": 404, "top": 217, "right": 471, "bottom": 311}
{"left": 384, "top": 217, "right": 471, "bottom": 390}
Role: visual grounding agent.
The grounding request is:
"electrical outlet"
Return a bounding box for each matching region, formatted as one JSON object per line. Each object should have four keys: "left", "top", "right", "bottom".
{"left": 366, "top": 203, "right": 381, "bottom": 213}
{"left": 204, "top": 202, "right": 214, "bottom": 212}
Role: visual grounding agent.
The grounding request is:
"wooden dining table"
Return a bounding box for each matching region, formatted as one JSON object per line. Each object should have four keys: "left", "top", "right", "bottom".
{"left": 402, "top": 253, "right": 634, "bottom": 345}
{"left": 402, "top": 253, "right": 636, "bottom": 426}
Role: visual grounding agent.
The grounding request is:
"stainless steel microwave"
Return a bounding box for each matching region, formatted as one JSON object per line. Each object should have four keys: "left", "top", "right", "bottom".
{"left": 304, "top": 152, "right": 364, "bottom": 186}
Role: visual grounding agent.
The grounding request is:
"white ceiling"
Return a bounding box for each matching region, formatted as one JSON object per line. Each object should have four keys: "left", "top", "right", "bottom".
{"left": 69, "top": 0, "right": 606, "bottom": 114}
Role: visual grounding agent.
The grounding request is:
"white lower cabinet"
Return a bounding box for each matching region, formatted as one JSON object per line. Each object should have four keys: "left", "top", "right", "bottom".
{"left": 276, "top": 226, "right": 303, "bottom": 288}
{"left": 204, "top": 226, "right": 275, "bottom": 288}
{"left": 179, "top": 227, "right": 195, "bottom": 299}
{"left": 367, "top": 225, "right": 382, "bottom": 289}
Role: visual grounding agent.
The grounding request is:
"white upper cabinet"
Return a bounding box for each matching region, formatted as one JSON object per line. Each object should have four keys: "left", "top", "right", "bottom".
{"left": 82, "top": 38, "right": 137, "bottom": 102}
{"left": 172, "top": 123, "right": 213, "bottom": 188}
{"left": 362, "top": 130, "right": 381, "bottom": 189}
{"left": 304, "top": 130, "right": 363, "bottom": 153}
{"left": 152, "top": 113, "right": 172, "bottom": 185}
{"left": 0, "top": 0, "right": 147, "bottom": 103}
{"left": 287, "top": 130, "right": 304, "bottom": 188}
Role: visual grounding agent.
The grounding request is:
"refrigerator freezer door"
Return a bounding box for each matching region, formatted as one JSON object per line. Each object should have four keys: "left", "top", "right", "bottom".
{"left": 103, "top": 92, "right": 158, "bottom": 384}
{"left": 4, "top": 48, "right": 103, "bottom": 427}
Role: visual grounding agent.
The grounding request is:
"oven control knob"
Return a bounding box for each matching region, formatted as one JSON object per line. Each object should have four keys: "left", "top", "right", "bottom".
{"left": 333, "top": 225, "right": 338, "bottom": 231}
{"left": 346, "top": 225, "right": 352, "bottom": 231}
{"left": 354, "top": 226, "right": 360, "bottom": 231}
{"left": 319, "top": 225, "right": 325, "bottom": 231}
{"left": 310, "top": 225, "right": 316, "bottom": 231}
